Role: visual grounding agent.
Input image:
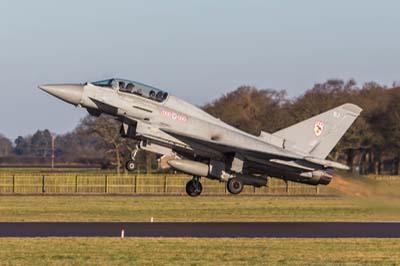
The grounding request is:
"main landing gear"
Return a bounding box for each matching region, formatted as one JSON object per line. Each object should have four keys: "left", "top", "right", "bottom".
{"left": 125, "top": 146, "right": 139, "bottom": 172}
{"left": 227, "top": 178, "right": 244, "bottom": 195}
{"left": 185, "top": 176, "right": 203, "bottom": 197}
{"left": 185, "top": 176, "right": 244, "bottom": 197}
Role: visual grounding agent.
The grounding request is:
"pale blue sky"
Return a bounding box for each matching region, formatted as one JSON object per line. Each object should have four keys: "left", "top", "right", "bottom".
{"left": 1, "top": 0, "right": 399, "bottom": 139}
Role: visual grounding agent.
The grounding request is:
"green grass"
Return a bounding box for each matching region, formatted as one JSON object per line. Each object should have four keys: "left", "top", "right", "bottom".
{"left": 1, "top": 196, "right": 400, "bottom": 222}
{"left": 1, "top": 195, "right": 399, "bottom": 265}
{"left": 0, "top": 238, "right": 399, "bottom": 266}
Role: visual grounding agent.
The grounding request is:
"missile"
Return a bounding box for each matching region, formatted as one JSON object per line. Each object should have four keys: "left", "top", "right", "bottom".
{"left": 167, "top": 160, "right": 209, "bottom": 177}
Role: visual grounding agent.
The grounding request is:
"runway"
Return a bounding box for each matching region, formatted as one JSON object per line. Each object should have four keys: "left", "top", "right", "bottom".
{"left": 0, "top": 222, "right": 399, "bottom": 238}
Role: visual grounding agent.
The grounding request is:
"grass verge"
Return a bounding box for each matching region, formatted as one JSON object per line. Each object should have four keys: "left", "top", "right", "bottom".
{"left": 0, "top": 238, "right": 399, "bottom": 266}
{"left": 1, "top": 196, "right": 400, "bottom": 222}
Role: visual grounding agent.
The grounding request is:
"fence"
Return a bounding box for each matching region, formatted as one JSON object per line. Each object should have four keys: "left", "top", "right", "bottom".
{"left": 0, "top": 173, "right": 322, "bottom": 195}
{"left": 366, "top": 175, "right": 400, "bottom": 184}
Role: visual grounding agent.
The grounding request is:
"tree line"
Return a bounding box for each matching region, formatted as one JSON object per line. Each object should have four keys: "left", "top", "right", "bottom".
{"left": 1, "top": 79, "right": 400, "bottom": 175}
{"left": 204, "top": 79, "right": 400, "bottom": 175}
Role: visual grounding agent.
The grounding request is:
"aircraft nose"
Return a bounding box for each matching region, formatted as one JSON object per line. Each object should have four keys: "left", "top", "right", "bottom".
{"left": 38, "top": 84, "right": 84, "bottom": 106}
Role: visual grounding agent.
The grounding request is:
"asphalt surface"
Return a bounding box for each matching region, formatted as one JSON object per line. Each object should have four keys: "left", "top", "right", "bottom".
{"left": 0, "top": 222, "right": 399, "bottom": 238}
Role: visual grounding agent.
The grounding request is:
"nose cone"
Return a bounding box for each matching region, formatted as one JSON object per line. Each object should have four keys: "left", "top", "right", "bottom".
{"left": 38, "top": 84, "right": 84, "bottom": 106}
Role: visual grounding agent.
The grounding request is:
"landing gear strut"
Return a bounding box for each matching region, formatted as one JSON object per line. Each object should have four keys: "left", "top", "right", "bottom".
{"left": 125, "top": 144, "right": 139, "bottom": 172}
{"left": 227, "top": 178, "right": 243, "bottom": 195}
{"left": 186, "top": 176, "right": 203, "bottom": 197}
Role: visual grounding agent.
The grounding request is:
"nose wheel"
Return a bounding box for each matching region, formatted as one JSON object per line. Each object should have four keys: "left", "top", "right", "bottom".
{"left": 186, "top": 176, "right": 203, "bottom": 197}
{"left": 125, "top": 160, "right": 136, "bottom": 171}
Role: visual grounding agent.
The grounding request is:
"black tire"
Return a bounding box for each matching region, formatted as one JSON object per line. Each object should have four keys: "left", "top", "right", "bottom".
{"left": 125, "top": 160, "right": 135, "bottom": 171}
{"left": 227, "top": 178, "right": 243, "bottom": 195}
{"left": 185, "top": 180, "right": 203, "bottom": 197}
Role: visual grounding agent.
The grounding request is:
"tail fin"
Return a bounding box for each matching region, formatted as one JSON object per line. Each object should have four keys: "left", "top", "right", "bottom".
{"left": 273, "top": 103, "right": 362, "bottom": 159}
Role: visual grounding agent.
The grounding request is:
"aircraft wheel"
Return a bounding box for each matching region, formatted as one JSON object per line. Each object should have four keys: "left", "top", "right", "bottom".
{"left": 186, "top": 179, "right": 203, "bottom": 197}
{"left": 227, "top": 178, "right": 243, "bottom": 195}
{"left": 125, "top": 160, "right": 136, "bottom": 171}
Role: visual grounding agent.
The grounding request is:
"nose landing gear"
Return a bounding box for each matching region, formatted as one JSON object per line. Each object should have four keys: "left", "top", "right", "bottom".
{"left": 185, "top": 176, "right": 203, "bottom": 197}
{"left": 125, "top": 145, "right": 139, "bottom": 172}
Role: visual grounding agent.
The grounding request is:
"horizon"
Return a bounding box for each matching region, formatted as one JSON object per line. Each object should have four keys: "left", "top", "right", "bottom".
{"left": 1, "top": 0, "right": 400, "bottom": 139}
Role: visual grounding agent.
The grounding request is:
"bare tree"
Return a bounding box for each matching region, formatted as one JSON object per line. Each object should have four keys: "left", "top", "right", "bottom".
{"left": 0, "top": 134, "right": 13, "bottom": 157}
{"left": 77, "top": 115, "right": 134, "bottom": 175}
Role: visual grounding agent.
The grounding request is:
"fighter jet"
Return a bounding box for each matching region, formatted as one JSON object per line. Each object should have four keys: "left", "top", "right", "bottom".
{"left": 39, "top": 78, "right": 362, "bottom": 197}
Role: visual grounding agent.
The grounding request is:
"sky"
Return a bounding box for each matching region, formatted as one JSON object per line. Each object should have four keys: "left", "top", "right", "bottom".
{"left": 1, "top": 0, "right": 400, "bottom": 140}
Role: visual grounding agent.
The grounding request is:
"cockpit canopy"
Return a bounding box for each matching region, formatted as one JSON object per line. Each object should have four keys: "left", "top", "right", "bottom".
{"left": 91, "top": 78, "right": 168, "bottom": 102}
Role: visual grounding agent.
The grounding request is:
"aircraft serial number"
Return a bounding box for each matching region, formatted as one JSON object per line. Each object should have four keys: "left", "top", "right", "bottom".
{"left": 161, "top": 110, "right": 187, "bottom": 122}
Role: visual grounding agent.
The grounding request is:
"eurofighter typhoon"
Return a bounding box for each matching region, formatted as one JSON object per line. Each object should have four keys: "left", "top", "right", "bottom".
{"left": 39, "top": 78, "right": 361, "bottom": 197}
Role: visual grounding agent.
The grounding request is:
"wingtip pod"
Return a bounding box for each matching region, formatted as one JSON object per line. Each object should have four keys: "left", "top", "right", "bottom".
{"left": 341, "top": 103, "right": 362, "bottom": 116}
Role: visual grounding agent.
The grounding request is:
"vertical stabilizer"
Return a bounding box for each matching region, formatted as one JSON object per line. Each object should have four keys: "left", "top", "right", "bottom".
{"left": 272, "top": 103, "right": 362, "bottom": 159}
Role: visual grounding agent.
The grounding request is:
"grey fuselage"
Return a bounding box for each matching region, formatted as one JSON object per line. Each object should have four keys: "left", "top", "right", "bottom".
{"left": 82, "top": 82, "right": 303, "bottom": 160}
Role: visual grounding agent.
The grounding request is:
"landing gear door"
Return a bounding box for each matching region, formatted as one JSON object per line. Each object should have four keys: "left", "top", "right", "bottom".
{"left": 120, "top": 122, "right": 137, "bottom": 138}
